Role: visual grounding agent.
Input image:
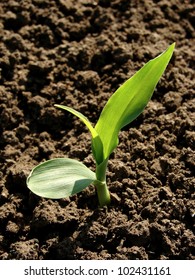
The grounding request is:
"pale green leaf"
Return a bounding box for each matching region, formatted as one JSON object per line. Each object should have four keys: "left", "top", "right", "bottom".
{"left": 95, "top": 43, "right": 175, "bottom": 160}
{"left": 27, "top": 158, "right": 96, "bottom": 199}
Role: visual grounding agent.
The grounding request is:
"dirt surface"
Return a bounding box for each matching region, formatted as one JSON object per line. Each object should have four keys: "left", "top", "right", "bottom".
{"left": 0, "top": 0, "right": 194, "bottom": 260}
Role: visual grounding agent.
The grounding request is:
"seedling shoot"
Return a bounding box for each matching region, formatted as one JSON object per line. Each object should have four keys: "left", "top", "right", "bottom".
{"left": 27, "top": 43, "right": 175, "bottom": 207}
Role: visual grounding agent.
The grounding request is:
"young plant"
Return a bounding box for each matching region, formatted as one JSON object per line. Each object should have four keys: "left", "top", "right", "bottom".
{"left": 27, "top": 43, "right": 175, "bottom": 207}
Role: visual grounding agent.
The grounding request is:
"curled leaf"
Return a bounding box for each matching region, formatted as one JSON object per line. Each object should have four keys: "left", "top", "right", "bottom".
{"left": 55, "top": 104, "right": 103, "bottom": 164}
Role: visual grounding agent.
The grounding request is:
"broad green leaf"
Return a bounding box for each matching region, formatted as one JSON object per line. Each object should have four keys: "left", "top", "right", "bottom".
{"left": 95, "top": 43, "right": 175, "bottom": 160}
{"left": 55, "top": 104, "right": 104, "bottom": 164}
{"left": 27, "top": 158, "right": 96, "bottom": 199}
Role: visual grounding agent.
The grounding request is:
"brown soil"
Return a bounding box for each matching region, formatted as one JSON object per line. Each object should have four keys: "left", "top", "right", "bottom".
{"left": 0, "top": 0, "right": 194, "bottom": 260}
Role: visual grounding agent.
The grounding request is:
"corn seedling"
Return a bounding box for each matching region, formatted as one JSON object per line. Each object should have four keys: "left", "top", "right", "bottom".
{"left": 27, "top": 43, "right": 175, "bottom": 207}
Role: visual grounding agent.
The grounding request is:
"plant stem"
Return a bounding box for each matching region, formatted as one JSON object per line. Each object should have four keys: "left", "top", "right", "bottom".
{"left": 94, "top": 158, "right": 111, "bottom": 207}
{"left": 94, "top": 180, "right": 110, "bottom": 207}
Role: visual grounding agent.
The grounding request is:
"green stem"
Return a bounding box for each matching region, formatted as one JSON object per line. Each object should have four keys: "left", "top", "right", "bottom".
{"left": 94, "top": 158, "right": 110, "bottom": 207}
{"left": 94, "top": 180, "right": 110, "bottom": 207}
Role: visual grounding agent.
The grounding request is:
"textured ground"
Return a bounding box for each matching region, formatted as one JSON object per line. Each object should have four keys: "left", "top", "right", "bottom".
{"left": 0, "top": 0, "right": 194, "bottom": 259}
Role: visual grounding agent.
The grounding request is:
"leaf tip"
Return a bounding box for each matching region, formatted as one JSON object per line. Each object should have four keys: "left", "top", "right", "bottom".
{"left": 170, "top": 42, "right": 176, "bottom": 51}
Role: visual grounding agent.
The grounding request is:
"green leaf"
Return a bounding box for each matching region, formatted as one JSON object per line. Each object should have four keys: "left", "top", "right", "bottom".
{"left": 27, "top": 158, "right": 96, "bottom": 199}
{"left": 95, "top": 43, "right": 175, "bottom": 160}
{"left": 55, "top": 105, "right": 97, "bottom": 138}
{"left": 55, "top": 104, "right": 104, "bottom": 164}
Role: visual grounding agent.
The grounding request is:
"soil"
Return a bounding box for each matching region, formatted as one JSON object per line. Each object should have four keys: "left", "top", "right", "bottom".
{"left": 0, "top": 0, "right": 194, "bottom": 260}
